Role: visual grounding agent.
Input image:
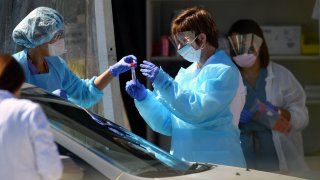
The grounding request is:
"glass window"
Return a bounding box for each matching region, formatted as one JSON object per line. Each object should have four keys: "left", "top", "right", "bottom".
{"left": 29, "top": 96, "right": 213, "bottom": 178}
{"left": 58, "top": 145, "right": 111, "bottom": 180}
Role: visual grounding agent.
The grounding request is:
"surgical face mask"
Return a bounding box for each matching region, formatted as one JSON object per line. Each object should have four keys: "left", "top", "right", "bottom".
{"left": 233, "top": 53, "right": 257, "bottom": 68}
{"left": 48, "top": 38, "right": 66, "bottom": 56}
{"left": 177, "top": 44, "right": 199, "bottom": 62}
{"left": 177, "top": 42, "right": 204, "bottom": 63}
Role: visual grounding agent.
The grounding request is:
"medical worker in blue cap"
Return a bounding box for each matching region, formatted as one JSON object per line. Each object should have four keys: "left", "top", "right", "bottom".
{"left": 125, "top": 7, "right": 246, "bottom": 167}
{"left": 12, "top": 7, "right": 136, "bottom": 108}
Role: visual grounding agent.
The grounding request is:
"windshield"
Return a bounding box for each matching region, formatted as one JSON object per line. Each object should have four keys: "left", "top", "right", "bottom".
{"left": 21, "top": 84, "right": 213, "bottom": 178}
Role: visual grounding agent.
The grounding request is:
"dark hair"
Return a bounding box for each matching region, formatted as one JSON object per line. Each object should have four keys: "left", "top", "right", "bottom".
{"left": 171, "top": 7, "right": 219, "bottom": 48}
{"left": 227, "top": 19, "right": 269, "bottom": 68}
{"left": 0, "top": 54, "right": 25, "bottom": 93}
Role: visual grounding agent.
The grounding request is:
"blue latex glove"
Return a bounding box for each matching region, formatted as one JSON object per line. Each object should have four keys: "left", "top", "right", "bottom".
{"left": 240, "top": 109, "right": 253, "bottom": 123}
{"left": 52, "top": 89, "right": 68, "bottom": 100}
{"left": 125, "top": 79, "right": 147, "bottom": 101}
{"left": 109, "top": 55, "right": 137, "bottom": 77}
{"left": 263, "top": 101, "right": 279, "bottom": 113}
{"left": 140, "top": 60, "right": 159, "bottom": 83}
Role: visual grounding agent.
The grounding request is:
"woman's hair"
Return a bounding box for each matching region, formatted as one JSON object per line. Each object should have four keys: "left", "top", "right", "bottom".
{"left": 171, "top": 7, "right": 219, "bottom": 48}
{"left": 227, "top": 19, "right": 270, "bottom": 68}
{"left": 0, "top": 54, "right": 25, "bottom": 93}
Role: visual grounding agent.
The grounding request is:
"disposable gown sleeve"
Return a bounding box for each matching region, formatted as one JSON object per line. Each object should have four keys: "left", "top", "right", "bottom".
{"left": 61, "top": 61, "right": 103, "bottom": 108}
{"left": 280, "top": 69, "right": 309, "bottom": 132}
{"left": 152, "top": 66, "right": 239, "bottom": 125}
{"left": 135, "top": 89, "right": 173, "bottom": 136}
{"left": 29, "top": 105, "right": 63, "bottom": 180}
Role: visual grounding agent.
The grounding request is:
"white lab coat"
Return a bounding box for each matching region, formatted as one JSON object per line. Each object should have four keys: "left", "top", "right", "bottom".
{"left": 230, "top": 73, "right": 246, "bottom": 126}
{"left": 265, "top": 62, "right": 309, "bottom": 172}
{"left": 0, "top": 90, "right": 62, "bottom": 180}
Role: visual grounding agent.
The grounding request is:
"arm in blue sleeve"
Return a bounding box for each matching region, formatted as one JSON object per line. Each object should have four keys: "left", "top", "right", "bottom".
{"left": 135, "top": 89, "right": 172, "bottom": 136}
{"left": 61, "top": 62, "right": 103, "bottom": 108}
{"left": 152, "top": 65, "right": 239, "bottom": 124}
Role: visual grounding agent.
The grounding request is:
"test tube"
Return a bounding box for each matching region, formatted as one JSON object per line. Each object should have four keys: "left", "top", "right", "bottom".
{"left": 130, "top": 63, "right": 136, "bottom": 81}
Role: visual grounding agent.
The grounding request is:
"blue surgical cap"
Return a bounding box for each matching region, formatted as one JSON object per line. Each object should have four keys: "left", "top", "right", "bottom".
{"left": 12, "top": 7, "right": 64, "bottom": 48}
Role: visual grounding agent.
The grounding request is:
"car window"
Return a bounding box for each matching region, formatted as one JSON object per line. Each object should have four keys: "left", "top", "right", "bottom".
{"left": 59, "top": 145, "right": 111, "bottom": 180}
{"left": 24, "top": 94, "right": 213, "bottom": 178}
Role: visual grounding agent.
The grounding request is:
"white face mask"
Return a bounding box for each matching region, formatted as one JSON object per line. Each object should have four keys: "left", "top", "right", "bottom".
{"left": 233, "top": 53, "right": 257, "bottom": 68}
{"left": 177, "top": 42, "right": 204, "bottom": 63}
{"left": 177, "top": 44, "right": 200, "bottom": 62}
{"left": 48, "top": 39, "right": 66, "bottom": 56}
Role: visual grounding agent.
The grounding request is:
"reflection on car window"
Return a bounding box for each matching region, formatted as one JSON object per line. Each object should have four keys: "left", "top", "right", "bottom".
{"left": 58, "top": 145, "right": 110, "bottom": 180}
{"left": 31, "top": 99, "right": 211, "bottom": 178}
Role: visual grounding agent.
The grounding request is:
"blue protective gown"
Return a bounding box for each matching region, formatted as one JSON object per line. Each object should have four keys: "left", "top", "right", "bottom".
{"left": 13, "top": 49, "right": 103, "bottom": 108}
{"left": 135, "top": 49, "right": 246, "bottom": 167}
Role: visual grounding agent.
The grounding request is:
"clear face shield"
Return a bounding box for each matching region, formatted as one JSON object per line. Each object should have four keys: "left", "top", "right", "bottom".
{"left": 47, "top": 29, "right": 66, "bottom": 56}
{"left": 169, "top": 31, "right": 204, "bottom": 63}
{"left": 227, "top": 33, "right": 263, "bottom": 68}
{"left": 52, "top": 29, "right": 65, "bottom": 41}
{"left": 227, "top": 33, "right": 263, "bottom": 56}
{"left": 169, "top": 31, "right": 197, "bottom": 50}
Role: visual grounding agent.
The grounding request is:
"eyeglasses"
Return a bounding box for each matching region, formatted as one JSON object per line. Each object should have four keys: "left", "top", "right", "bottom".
{"left": 169, "top": 31, "right": 197, "bottom": 50}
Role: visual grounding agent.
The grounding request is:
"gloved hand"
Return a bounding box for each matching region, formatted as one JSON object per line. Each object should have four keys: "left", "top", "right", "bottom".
{"left": 125, "top": 79, "right": 147, "bottom": 101}
{"left": 253, "top": 101, "right": 281, "bottom": 129}
{"left": 52, "top": 89, "right": 68, "bottom": 100}
{"left": 109, "top": 55, "right": 137, "bottom": 77}
{"left": 240, "top": 109, "right": 253, "bottom": 123}
{"left": 140, "top": 60, "right": 159, "bottom": 83}
{"left": 263, "top": 101, "right": 279, "bottom": 113}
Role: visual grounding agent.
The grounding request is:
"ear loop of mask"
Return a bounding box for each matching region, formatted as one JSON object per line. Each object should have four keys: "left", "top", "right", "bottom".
{"left": 175, "top": 35, "right": 198, "bottom": 52}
